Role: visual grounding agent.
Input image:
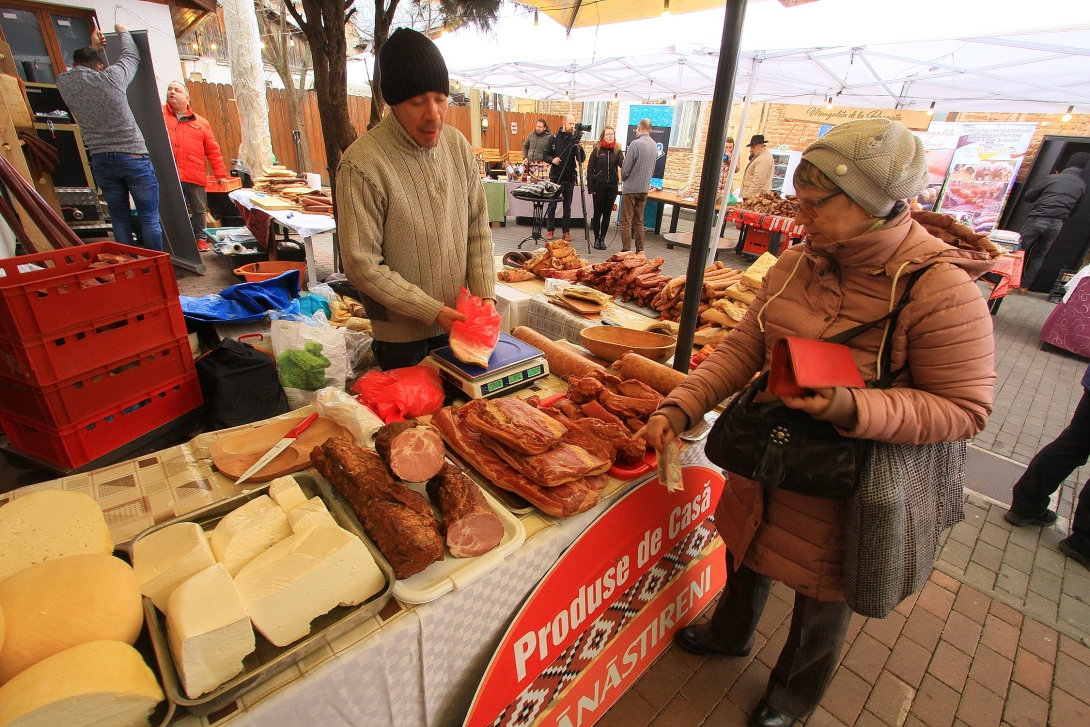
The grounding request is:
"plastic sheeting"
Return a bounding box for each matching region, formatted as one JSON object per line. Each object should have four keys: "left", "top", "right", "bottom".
{"left": 222, "top": 0, "right": 274, "bottom": 174}
{"left": 181, "top": 270, "right": 301, "bottom": 324}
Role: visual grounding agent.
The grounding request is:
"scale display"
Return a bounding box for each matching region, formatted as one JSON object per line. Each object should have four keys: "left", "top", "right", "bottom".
{"left": 428, "top": 333, "right": 549, "bottom": 399}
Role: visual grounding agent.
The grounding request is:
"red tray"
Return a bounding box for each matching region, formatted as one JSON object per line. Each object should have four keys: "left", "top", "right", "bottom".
{"left": 537, "top": 392, "right": 657, "bottom": 479}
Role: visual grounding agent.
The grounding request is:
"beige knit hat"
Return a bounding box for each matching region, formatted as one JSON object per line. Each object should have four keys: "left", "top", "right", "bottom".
{"left": 801, "top": 118, "right": 927, "bottom": 217}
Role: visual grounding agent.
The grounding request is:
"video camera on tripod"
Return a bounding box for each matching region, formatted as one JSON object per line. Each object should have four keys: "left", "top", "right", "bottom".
{"left": 573, "top": 122, "right": 593, "bottom": 133}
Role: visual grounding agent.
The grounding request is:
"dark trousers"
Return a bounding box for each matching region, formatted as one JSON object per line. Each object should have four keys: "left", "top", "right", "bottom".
{"left": 181, "top": 182, "right": 209, "bottom": 242}
{"left": 92, "top": 152, "right": 163, "bottom": 251}
{"left": 546, "top": 181, "right": 575, "bottom": 232}
{"left": 1010, "top": 387, "right": 1090, "bottom": 554}
{"left": 372, "top": 334, "right": 449, "bottom": 371}
{"left": 706, "top": 552, "right": 853, "bottom": 719}
{"left": 1019, "top": 216, "right": 1064, "bottom": 289}
{"left": 591, "top": 186, "right": 618, "bottom": 242}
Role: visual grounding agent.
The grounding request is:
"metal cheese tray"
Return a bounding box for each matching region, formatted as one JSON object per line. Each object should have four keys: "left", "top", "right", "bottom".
{"left": 124, "top": 473, "right": 395, "bottom": 717}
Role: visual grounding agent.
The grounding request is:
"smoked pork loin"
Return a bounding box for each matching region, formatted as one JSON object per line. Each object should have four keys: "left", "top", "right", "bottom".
{"left": 374, "top": 420, "right": 445, "bottom": 482}
{"left": 426, "top": 464, "right": 504, "bottom": 557}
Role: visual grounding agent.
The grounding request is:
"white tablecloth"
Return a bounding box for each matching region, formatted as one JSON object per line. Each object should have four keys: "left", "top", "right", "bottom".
{"left": 230, "top": 189, "right": 337, "bottom": 238}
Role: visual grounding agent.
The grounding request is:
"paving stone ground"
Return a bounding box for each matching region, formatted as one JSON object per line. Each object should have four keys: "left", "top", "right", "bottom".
{"left": 180, "top": 216, "right": 1090, "bottom": 727}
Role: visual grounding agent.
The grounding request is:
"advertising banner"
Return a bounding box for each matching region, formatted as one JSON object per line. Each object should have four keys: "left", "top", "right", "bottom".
{"left": 463, "top": 466, "right": 727, "bottom": 727}
{"left": 937, "top": 122, "right": 1037, "bottom": 234}
{"left": 627, "top": 104, "right": 672, "bottom": 186}
{"left": 782, "top": 104, "right": 933, "bottom": 131}
{"left": 911, "top": 122, "right": 964, "bottom": 212}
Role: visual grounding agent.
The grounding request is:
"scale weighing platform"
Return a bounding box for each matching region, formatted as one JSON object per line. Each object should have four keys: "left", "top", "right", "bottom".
{"left": 426, "top": 333, "right": 549, "bottom": 399}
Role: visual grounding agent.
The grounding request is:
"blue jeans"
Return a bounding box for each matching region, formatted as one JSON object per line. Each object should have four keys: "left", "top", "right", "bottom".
{"left": 92, "top": 153, "right": 163, "bottom": 251}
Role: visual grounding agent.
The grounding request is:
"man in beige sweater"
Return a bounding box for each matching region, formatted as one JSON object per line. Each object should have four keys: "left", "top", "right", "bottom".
{"left": 337, "top": 28, "right": 495, "bottom": 370}
{"left": 741, "top": 134, "right": 775, "bottom": 199}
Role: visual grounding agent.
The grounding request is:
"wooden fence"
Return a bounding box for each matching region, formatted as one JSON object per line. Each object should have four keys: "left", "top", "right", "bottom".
{"left": 184, "top": 82, "right": 567, "bottom": 180}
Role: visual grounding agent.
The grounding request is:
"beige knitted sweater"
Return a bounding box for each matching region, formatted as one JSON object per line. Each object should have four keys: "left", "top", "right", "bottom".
{"left": 337, "top": 112, "right": 495, "bottom": 343}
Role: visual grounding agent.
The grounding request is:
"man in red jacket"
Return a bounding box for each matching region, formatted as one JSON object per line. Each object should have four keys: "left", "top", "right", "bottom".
{"left": 164, "top": 81, "right": 229, "bottom": 250}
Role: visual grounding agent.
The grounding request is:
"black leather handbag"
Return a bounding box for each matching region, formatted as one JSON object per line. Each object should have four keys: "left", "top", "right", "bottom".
{"left": 704, "top": 267, "right": 929, "bottom": 499}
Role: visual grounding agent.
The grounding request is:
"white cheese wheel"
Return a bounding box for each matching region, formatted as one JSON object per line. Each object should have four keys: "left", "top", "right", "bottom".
{"left": 286, "top": 497, "right": 338, "bottom": 533}
{"left": 235, "top": 525, "right": 384, "bottom": 647}
{"left": 209, "top": 495, "right": 292, "bottom": 576}
{"left": 0, "top": 491, "right": 112, "bottom": 583}
{"left": 268, "top": 476, "right": 308, "bottom": 512}
{"left": 0, "top": 640, "right": 163, "bottom": 727}
{"left": 0, "top": 553, "right": 142, "bottom": 685}
{"left": 166, "top": 563, "right": 255, "bottom": 699}
{"left": 132, "top": 522, "right": 216, "bottom": 612}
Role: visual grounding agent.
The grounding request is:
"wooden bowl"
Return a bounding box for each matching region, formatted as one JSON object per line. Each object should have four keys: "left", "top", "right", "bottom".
{"left": 580, "top": 326, "right": 677, "bottom": 364}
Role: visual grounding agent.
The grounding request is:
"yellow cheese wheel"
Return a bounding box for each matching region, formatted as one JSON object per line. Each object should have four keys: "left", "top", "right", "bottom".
{"left": 0, "top": 605, "right": 5, "bottom": 658}
{"left": 0, "top": 640, "right": 163, "bottom": 727}
{"left": 0, "top": 554, "right": 142, "bottom": 684}
{"left": 0, "top": 490, "right": 112, "bottom": 583}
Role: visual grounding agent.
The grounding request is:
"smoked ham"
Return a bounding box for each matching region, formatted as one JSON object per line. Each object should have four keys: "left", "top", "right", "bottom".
{"left": 311, "top": 438, "right": 443, "bottom": 579}
{"left": 480, "top": 435, "right": 610, "bottom": 487}
{"left": 464, "top": 398, "right": 567, "bottom": 455}
{"left": 432, "top": 404, "right": 599, "bottom": 518}
{"left": 374, "top": 421, "right": 445, "bottom": 482}
{"left": 426, "top": 464, "right": 504, "bottom": 558}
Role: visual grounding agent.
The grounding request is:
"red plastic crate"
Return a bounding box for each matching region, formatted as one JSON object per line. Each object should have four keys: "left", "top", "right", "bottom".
{"left": 0, "top": 242, "right": 179, "bottom": 342}
{"left": 0, "top": 337, "right": 195, "bottom": 429}
{"left": 0, "top": 302, "right": 187, "bottom": 387}
{"left": 0, "top": 373, "right": 204, "bottom": 469}
{"left": 742, "top": 229, "right": 772, "bottom": 255}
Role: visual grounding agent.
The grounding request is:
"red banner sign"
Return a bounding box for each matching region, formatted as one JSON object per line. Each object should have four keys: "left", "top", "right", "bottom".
{"left": 463, "top": 466, "right": 726, "bottom": 727}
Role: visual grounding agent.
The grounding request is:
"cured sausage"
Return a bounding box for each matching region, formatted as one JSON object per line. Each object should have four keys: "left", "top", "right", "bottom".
{"left": 612, "top": 352, "right": 687, "bottom": 396}
{"left": 374, "top": 421, "right": 445, "bottom": 482}
{"left": 511, "top": 326, "right": 608, "bottom": 380}
{"left": 426, "top": 464, "right": 504, "bottom": 558}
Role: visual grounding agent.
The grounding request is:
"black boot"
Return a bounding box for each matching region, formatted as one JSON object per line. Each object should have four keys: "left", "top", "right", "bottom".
{"left": 750, "top": 701, "right": 796, "bottom": 727}
{"left": 673, "top": 623, "right": 754, "bottom": 656}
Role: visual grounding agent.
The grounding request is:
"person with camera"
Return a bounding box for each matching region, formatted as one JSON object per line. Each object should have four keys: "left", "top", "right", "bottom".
{"left": 586, "top": 126, "right": 623, "bottom": 249}
{"left": 639, "top": 119, "right": 995, "bottom": 727}
{"left": 544, "top": 114, "right": 586, "bottom": 241}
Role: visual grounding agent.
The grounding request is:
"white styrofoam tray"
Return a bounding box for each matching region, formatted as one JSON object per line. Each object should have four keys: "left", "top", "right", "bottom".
{"left": 392, "top": 482, "right": 526, "bottom": 604}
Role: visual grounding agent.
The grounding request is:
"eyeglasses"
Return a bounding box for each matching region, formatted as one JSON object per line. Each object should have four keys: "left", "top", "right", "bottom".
{"left": 794, "top": 190, "right": 843, "bottom": 215}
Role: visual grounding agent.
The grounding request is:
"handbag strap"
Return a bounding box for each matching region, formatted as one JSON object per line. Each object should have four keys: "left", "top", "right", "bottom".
{"left": 823, "top": 266, "right": 931, "bottom": 346}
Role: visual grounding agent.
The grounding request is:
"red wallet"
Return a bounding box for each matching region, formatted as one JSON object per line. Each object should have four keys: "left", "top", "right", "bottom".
{"left": 767, "top": 337, "right": 866, "bottom": 397}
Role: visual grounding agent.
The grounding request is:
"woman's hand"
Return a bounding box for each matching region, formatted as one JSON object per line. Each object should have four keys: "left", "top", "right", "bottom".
{"left": 635, "top": 413, "right": 676, "bottom": 453}
{"left": 780, "top": 388, "right": 836, "bottom": 416}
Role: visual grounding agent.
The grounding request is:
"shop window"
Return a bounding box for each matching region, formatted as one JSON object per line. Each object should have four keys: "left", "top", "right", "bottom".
{"left": 581, "top": 101, "right": 608, "bottom": 138}
{"left": 669, "top": 101, "right": 702, "bottom": 150}
{"left": 0, "top": 1, "right": 96, "bottom": 83}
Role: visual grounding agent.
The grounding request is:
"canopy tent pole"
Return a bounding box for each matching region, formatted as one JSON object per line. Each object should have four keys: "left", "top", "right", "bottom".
{"left": 674, "top": 0, "right": 750, "bottom": 372}
{"left": 707, "top": 53, "right": 761, "bottom": 260}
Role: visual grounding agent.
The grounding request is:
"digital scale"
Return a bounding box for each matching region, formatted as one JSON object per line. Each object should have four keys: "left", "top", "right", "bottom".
{"left": 425, "top": 333, "right": 550, "bottom": 399}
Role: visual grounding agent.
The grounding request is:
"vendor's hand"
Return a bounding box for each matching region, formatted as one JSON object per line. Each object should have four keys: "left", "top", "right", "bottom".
{"left": 114, "top": 24, "right": 129, "bottom": 33}
{"left": 780, "top": 387, "right": 836, "bottom": 416}
{"left": 635, "top": 413, "right": 676, "bottom": 453}
{"left": 91, "top": 29, "right": 106, "bottom": 51}
{"left": 482, "top": 298, "right": 496, "bottom": 310}
{"left": 552, "top": 157, "right": 562, "bottom": 165}
{"left": 216, "top": 178, "right": 228, "bottom": 185}
{"left": 435, "top": 306, "right": 467, "bottom": 332}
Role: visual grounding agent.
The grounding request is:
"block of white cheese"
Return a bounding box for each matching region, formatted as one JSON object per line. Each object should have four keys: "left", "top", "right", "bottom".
{"left": 132, "top": 522, "right": 216, "bottom": 612}
{"left": 0, "top": 640, "right": 163, "bottom": 727}
{"left": 286, "top": 497, "right": 338, "bottom": 533}
{"left": 0, "top": 553, "right": 142, "bottom": 685}
{"left": 209, "top": 495, "right": 292, "bottom": 576}
{"left": 235, "top": 526, "right": 384, "bottom": 647}
{"left": 166, "top": 563, "right": 255, "bottom": 699}
{"left": 267, "top": 476, "right": 308, "bottom": 512}
{"left": 0, "top": 490, "right": 113, "bottom": 583}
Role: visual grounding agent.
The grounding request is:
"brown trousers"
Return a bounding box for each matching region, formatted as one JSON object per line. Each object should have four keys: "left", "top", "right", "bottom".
{"left": 620, "top": 193, "right": 648, "bottom": 252}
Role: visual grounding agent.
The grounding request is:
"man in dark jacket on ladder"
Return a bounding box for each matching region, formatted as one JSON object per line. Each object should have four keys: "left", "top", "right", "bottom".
{"left": 544, "top": 114, "right": 585, "bottom": 241}
{"left": 1018, "top": 152, "right": 1087, "bottom": 292}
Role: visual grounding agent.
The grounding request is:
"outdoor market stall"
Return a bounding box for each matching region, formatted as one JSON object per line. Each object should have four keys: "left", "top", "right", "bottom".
{"left": 229, "top": 189, "right": 335, "bottom": 289}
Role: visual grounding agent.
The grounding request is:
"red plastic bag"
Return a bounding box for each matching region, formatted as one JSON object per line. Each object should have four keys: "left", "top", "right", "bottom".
{"left": 352, "top": 365, "right": 445, "bottom": 423}
{"left": 449, "top": 287, "right": 501, "bottom": 367}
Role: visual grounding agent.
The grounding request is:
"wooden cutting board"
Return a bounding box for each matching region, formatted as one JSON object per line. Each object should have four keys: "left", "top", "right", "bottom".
{"left": 210, "top": 415, "right": 352, "bottom": 483}
{"left": 250, "top": 194, "right": 296, "bottom": 211}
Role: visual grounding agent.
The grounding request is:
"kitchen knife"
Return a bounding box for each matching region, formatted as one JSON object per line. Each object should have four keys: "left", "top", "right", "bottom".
{"left": 234, "top": 413, "right": 320, "bottom": 486}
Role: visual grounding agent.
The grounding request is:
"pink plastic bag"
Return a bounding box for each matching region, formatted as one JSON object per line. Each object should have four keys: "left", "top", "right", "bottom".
{"left": 352, "top": 365, "right": 445, "bottom": 423}
{"left": 449, "top": 287, "right": 501, "bottom": 367}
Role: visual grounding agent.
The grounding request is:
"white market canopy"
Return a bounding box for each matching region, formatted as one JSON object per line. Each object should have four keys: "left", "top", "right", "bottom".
{"left": 415, "top": 0, "right": 1090, "bottom": 114}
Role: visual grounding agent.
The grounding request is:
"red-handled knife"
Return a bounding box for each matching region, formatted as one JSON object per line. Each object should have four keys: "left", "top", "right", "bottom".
{"left": 234, "top": 413, "right": 320, "bottom": 486}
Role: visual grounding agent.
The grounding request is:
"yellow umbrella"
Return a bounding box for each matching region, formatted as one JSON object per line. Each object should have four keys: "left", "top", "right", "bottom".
{"left": 523, "top": 0, "right": 818, "bottom": 33}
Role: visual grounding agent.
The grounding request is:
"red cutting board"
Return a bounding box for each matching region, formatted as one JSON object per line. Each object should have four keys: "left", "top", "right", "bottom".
{"left": 210, "top": 415, "right": 351, "bottom": 482}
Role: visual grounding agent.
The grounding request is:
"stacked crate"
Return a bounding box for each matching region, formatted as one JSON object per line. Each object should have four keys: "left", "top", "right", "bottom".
{"left": 0, "top": 242, "right": 203, "bottom": 469}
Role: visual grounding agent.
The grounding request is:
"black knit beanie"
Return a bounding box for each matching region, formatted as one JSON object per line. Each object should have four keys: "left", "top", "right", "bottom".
{"left": 379, "top": 28, "right": 449, "bottom": 106}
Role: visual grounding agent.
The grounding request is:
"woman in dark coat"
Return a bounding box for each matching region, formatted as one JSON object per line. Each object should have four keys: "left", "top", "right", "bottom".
{"left": 585, "top": 126, "right": 623, "bottom": 248}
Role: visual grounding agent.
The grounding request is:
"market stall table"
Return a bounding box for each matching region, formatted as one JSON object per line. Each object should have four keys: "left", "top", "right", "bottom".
{"left": 0, "top": 381, "right": 722, "bottom": 727}
{"left": 481, "top": 180, "right": 510, "bottom": 225}
{"left": 230, "top": 189, "right": 336, "bottom": 288}
{"left": 649, "top": 190, "right": 722, "bottom": 237}
{"left": 506, "top": 181, "right": 587, "bottom": 226}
